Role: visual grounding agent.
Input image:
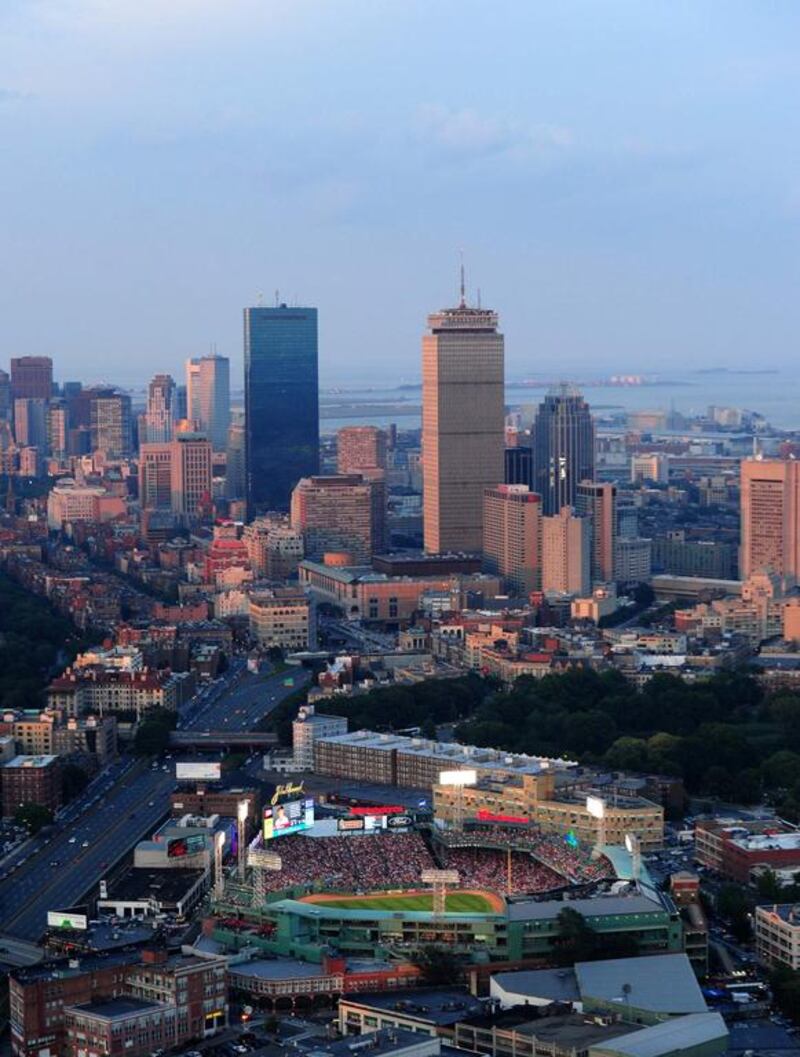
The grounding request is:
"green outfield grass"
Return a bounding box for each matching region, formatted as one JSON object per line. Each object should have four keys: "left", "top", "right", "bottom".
{"left": 304, "top": 891, "right": 499, "bottom": 913}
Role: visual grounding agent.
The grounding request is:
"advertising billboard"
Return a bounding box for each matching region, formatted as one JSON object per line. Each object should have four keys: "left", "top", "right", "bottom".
{"left": 586, "top": 795, "right": 606, "bottom": 820}
{"left": 166, "top": 833, "right": 207, "bottom": 858}
{"left": 263, "top": 797, "right": 315, "bottom": 840}
{"left": 47, "top": 910, "right": 88, "bottom": 930}
{"left": 176, "top": 762, "right": 221, "bottom": 781}
{"left": 386, "top": 814, "right": 412, "bottom": 829}
{"left": 476, "top": 809, "right": 529, "bottom": 825}
{"left": 439, "top": 769, "right": 477, "bottom": 786}
{"left": 338, "top": 817, "right": 365, "bottom": 832}
{"left": 350, "top": 805, "right": 406, "bottom": 816}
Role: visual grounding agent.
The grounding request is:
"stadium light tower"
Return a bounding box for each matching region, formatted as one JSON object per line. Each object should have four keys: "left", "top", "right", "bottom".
{"left": 214, "top": 830, "right": 226, "bottom": 900}
{"left": 586, "top": 796, "right": 606, "bottom": 859}
{"left": 439, "top": 769, "right": 477, "bottom": 832}
{"left": 237, "top": 800, "right": 249, "bottom": 881}
{"left": 624, "top": 832, "right": 642, "bottom": 887}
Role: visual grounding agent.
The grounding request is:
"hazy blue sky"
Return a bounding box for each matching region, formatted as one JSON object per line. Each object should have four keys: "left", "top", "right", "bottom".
{"left": 1, "top": 1, "right": 799, "bottom": 386}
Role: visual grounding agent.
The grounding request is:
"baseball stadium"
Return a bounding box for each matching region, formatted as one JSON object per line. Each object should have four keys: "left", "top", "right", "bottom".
{"left": 212, "top": 800, "right": 681, "bottom": 968}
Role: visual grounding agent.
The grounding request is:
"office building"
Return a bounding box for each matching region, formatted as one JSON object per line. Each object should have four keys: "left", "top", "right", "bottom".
{"left": 740, "top": 458, "right": 800, "bottom": 584}
{"left": 541, "top": 506, "right": 591, "bottom": 596}
{"left": 186, "top": 354, "right": 230, "bottom": 451}
{"left": 244, "top": 303, "right": 319, "bottom": 513}
{"left": 249, "top": 587, "right": 313, "bottom": 651}
{"left": 13, "top": 398, "right": 48, "bottom": 450}
{"left": 0, "top": 369, "right": 10, "bottom": 420}
{"left": 483, "top": 484, "right": 542, "bottom": 597}
{"left": 505, "top": 445, "right": 534, "bottom": 490}
{"left": 47, "top": 480, "right": 126, "bottom": 529}
{"left": 631, "top": 452, "right": 669, "bottom": 484}
{"left": 292, "top": 704, "right": 348, "bottom": 770}
{"left": 422, "top": 282, "right": 504, "bottom": 554}
{"left": 576, "top": 481, "right": 617, "bottom": 584}
{"left": 10, "top": 356, "right": 53, "bottom": 400}
{"left": 337, "top": 425, "right": 387, "bottom": 473}
{"left": 170, "top": 433, "right": 212, "bottom": 520}
{"left": 46, "top": 400, "right": 69, "bottom": 459}
{"left": 291, "top": 473, "right": 379, "bottom": 563}
{"left": 614, "top": 537, "right": 652, "bottom": 583}
{"left": 139, "top": 443, "right": 173, "bottom": 510}
{"left": 91, "top": 391, "right": 132, "bottom": 458}
{"left": 531, "top": 384, "right": 595, "bottom": 515}
{"left": 143, "top": 373, "right": 177, "bottom": 444}
{"left": 225, "top": 420, "right": 246, "bottom": 500}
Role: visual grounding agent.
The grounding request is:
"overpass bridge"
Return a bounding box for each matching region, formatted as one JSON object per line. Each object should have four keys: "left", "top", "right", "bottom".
{"left": 169, "top": 731, "right": 279, "bottom": 750}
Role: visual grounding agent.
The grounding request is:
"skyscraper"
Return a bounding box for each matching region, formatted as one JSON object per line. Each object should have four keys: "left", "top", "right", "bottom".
{"left": 504, "top": 445, "right": 534, "bottom": 490}
{"left": 483, "top": 483, "right": 541, "bottom": 597}
{"left": 10, "top": 356, "right": 53, "bottom": 401}
{"left": 244, "top": 304, "right": 319, "bottom": 514}
{"left": 422, "top": 281, "right": 504, "bottom": 554}
{"left": 139, "top": 443, "right": 173, "bottom": 510}
{"left": 171, "top": 433, "right": 213, "bottom": 520}
{"left": 225, "top": 421, "right": 246, "bottom": 500}
{"left": 144, "top": 374, "right": 177, "bottom": 444}
{"left": 13, "top": 398, "right": 48, "bottom": 450}
{"left": 90, "top": 392, "right": 132, "bottom": 459}
{"left": 542, "top": 505, "right": 591, "bottom": 596}
{"left": 531, "top": 384, "right": 595, "bottom": 515}
{"left": 740, "top": 458, "right": 800, "bottom": 584}
{"left": 185, "top": 355, "right": 230, "bottom": 452}
{"left": 0, "top": 370, "right": 10, "bottom": 421}
{"left": 291, "top": 474, "right": 379, "bottom": 564}
{"left": 576, "top": 480, "right": 617, "bottom": 584}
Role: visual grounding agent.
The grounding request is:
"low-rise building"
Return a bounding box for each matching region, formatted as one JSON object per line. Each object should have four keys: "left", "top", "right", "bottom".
{"left": 249, "top": 587, "right": 313, "bottom": 651}
{"left": 755, "top": 903, "right": 800, "bottom": 970}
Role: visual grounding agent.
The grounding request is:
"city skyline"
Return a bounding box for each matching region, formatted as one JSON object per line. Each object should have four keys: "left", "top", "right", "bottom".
{"left": 2, "top": 3, "right": 800, "bottom": 382}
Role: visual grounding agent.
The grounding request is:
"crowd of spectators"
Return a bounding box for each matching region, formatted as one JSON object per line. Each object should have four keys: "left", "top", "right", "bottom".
{"left": 440, "top": 846, "right": 563, "bottom": 895}
{"left": 435, "top": 824, "right": 611, "bottom": 884}
{"left": 256, "top": 831, "right": 435, "bottom": 893}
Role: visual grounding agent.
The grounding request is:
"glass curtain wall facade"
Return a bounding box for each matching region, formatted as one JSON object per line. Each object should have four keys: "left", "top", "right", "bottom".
{"left": 244, "top": 305, "right": 319, "bottom": 514}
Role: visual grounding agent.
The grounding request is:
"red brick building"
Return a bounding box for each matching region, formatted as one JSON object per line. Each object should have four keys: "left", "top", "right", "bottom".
{"left": 1, "top": 755, "right": 62, "bottom": 818}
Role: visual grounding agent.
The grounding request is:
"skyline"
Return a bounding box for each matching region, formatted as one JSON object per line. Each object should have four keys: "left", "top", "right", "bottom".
{"left": 2, "top": 2, "right": 800, "bottom": 383}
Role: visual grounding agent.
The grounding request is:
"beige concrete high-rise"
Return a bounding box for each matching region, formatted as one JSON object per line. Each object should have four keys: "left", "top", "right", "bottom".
{"left": 291, "top": 473, "right": 378, "bottom": 564}
{"left": 740, "top": 458, "right": 800, "bottom": 584}
{"left": 422, "top": 279, "right": 504, "bottom": 554}
{"left": 483, "top": 484, "right": 542, "bottom": 597}
{"left": 542, "top": 505, "right": 591, "bottom": 596}
{"left": 576, "top": 481, "right": 617, "bottom": 584}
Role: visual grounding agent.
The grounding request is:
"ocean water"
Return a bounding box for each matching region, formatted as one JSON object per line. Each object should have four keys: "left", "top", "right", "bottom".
{"left": 319, "top": 368, "right": 800, "bottom": 434}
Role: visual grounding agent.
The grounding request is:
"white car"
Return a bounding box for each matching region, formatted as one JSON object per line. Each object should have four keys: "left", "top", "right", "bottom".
{"left": 68, "top": 837, "right": 77, "bottom": 844}
{"left": 81, "top": 841, "right": 90, "bottom": 848}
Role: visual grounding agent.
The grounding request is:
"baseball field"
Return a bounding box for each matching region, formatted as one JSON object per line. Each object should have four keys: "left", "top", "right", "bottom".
{"left": 299, "top": 889, "right": 504, "bottom": 913}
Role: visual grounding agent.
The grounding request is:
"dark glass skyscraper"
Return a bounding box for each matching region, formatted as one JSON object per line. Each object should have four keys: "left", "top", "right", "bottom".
{"left": 244, "top": 304, "right": 319, "bottom": 513}
{"left": 531, "top": 383, "right": 595, "bottom": 515}
{"left": 504, "top": 445, "right": 534, "bottom": 490}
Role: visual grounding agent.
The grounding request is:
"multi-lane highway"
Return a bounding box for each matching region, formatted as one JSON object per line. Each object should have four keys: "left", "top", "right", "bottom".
{"left": 181, "top": 664, "right": 311, "bottom": 733}
{"left": 0, "top": 761, "right": 175, "bottom": 942}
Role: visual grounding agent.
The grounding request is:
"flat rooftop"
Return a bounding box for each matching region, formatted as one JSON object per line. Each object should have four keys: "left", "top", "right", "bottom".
{"left": 5, "top": 754, "right": 58, "bottom": 768}
{"left": 67, "top": 996, "right": 165, "bottom": 1020}
{"left": 731, "top": 832, "right": 800, "bottom": 853}
{"left": 506, "top": 891, "right": 666, "bottom": 923}
{"left": 341, "top": 989, "right": 484, "bottom": 1025}
{"left": 11, "top": 947, "right": 140, "bottom": 984}
{"left": 230, "top": 959, "right": 329, "bottom": 981}
{"left": 102, "top": 868, "right": 204, "bottom": 905}
{"left": 463, "top": 1010, "right": 643, "bottom": 1050}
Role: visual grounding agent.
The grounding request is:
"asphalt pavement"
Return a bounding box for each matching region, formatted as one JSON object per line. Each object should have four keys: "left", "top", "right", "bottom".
{"left": 0, "top": 761, "right": 175, "bottom": 942}
{"left": 180, "top": 664, "right": 311, "bottom": 734}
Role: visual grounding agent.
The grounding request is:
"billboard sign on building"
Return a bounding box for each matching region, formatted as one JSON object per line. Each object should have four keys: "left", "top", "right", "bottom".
{"left": 166, "top": 833, "right": 207, "bottom": 858}
{"left": 176, "top": 762, "right": 222, "bottom": 781}
{"left": 263, "top": 797, "right": 314, "bottom": 840}
{"left": 47, "top": 910, "right": 88, "bottom": 930}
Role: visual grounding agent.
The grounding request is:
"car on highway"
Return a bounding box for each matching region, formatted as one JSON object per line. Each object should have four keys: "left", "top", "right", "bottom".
{"left": 68, "top": 837, "right": 77, "bottom": 844}
{"left": 82, "top": 841, "right": 90, "bottom": 848}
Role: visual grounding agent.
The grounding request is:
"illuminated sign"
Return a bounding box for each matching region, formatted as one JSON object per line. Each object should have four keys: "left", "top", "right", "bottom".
{"left": 176, "top": 762, "right": 221, "bottom": 781}
{"left": 386, "top": 815, "right": 412, "bottom": 829}
{"left": 47, "top": 911, "right": 88, "bottom": 930}
{"left": 166, "top": 833, "right": 207, "bottom": 858}
{"left": 350, "top": 805, "right": 405, "bottom": 816}
{"left": 271, "top": 781, "right": 304, "bottom": 806}
{"left": 338, "top": 817, "right": 365, "bottom": 832}
{"left": 476, "top": 809, "right": 529, "bottom": 824}
{"left": 565, "top": 830, "right": 579, "bottom": 849}
{"left": 263, "top": 797, "right": 314, "bottom": 840}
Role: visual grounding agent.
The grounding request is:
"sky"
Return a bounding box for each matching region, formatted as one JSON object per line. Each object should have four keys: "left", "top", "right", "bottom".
{"left": 1, "top": 0, "right": 800, "bottom": 387}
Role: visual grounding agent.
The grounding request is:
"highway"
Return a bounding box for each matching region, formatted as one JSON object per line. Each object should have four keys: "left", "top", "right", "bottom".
{"left": 180, "top": 663, "right": 311, "bottom": 734}
{"left": 0, "top": 761, "right": 175, "bottom": 942}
